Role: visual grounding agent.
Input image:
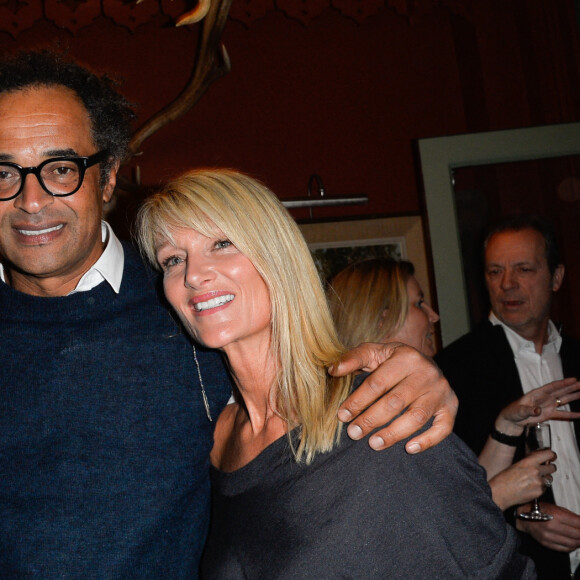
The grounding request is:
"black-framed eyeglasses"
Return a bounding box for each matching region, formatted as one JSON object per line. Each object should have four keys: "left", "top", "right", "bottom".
{"left": 0, "top": 150, "right": 109, "bottom": 201}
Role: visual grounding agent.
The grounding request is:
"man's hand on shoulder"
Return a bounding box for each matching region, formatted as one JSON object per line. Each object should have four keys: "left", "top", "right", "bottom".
{"left": 330, "top": 342, "right": 457, "bottom": 454}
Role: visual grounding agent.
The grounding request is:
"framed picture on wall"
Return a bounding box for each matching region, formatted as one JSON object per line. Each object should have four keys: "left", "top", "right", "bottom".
{"left": 298, "top": 214, "right": 431, "bottom": 306}
{"left": 307, "top": 237, "right": 405, "bottom": 283}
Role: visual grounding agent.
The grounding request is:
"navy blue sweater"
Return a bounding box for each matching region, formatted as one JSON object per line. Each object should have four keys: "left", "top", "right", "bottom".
{"left": 0, "top": 243, "right": 231, "bottom": 578}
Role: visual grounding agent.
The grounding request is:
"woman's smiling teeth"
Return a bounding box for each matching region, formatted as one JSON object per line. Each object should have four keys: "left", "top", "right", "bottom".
{"left": 194, "top": 294, "right": 234, "bottom": 312}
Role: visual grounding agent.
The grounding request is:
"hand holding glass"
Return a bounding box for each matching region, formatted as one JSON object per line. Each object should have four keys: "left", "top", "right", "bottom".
{"left": 517, "top": 423, "right": 553, "bottom": 522}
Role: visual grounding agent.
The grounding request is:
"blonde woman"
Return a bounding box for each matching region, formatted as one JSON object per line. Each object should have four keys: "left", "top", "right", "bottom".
{"left": 137, "top": 169, "right": 533, "bottom": 579}
{"left": 328, "top": 258, "right": 439, "bottom": 355}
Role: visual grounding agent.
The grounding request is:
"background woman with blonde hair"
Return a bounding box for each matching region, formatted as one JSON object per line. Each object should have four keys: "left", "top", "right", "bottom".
{"left": 328, "top": 258, "right": 438, "bottom": 355}
{"left": 137, "top": 168, "right": 533, "bottom": 579}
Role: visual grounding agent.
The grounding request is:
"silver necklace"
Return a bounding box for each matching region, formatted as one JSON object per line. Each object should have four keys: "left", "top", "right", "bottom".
{"left": 193, "top": 345, "right": 212, "bottom": 422}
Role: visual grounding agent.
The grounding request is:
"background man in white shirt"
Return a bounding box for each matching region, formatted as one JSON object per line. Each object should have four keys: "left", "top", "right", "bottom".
{"left": 437, "top": 213, "right": 580, "bottom": 579}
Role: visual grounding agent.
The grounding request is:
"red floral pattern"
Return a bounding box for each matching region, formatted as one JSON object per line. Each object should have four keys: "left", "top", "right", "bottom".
{"left": 0, "top": 1, "right": 43, "bottom": 38}
{"left": 103, "top": 0, "right": 160, "bottom": 32}
{"left": 0, "top": 0, "right": 470, "bottom": 36}
{"left": 45, "top": 0, "right": 102, "bottom": 35}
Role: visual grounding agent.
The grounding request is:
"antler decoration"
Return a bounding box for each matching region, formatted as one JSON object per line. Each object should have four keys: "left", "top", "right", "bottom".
{"left": 128, "top": 0, "right": 232, "bottom": 159}
{"left": 136, "top": 0, "right": 212, "bottom": 26}
{"left": 173, "top": 0, "right": 212, "bottom": 25}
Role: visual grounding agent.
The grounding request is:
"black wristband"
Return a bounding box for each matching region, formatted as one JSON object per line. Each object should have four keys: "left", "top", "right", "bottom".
{"left": 490, "top": 426, "right": 525, "bottom": 446}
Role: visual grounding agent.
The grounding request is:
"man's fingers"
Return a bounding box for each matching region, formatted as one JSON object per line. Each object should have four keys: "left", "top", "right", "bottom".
{"left": 342, "top": 387, "right": 407, "bottom": 434}
{"left": 347, "top": 394, "right": 456, "bottom": 454}
{"left": 363, "top": 403, "right": 455, "bottom": 454}
{"left": 338, "top": 345, "right": 436, "bottom": 422}
{"left": 366, "top": 404, "right": 432, "bottom": 451}
{"left": 403, "top": 406, "right": 455, "bottom": 453}
{"left": 334, "top": 342, "right": 457, "bottom": 452}
{"left": 330, "top": 342, "right": 401, "bottom": 376}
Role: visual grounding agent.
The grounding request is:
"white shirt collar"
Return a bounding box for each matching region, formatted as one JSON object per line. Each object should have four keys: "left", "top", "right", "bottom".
{"left": 0, "top": 221, "right": 124, "bottom": 295}
{"left": 72, "top": 221, "right": 124, "bottom": 294}
{"left": 488, "top": 311, "right": 562, "bottom": 354}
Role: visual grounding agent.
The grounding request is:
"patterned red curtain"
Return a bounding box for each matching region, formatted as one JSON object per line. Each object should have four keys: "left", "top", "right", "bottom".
{"left": 0, "top": 0, "right": 473, "bottom": 37}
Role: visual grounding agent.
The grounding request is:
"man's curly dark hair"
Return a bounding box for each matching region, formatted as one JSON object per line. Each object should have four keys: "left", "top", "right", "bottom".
{"left": 0, "top": 50, "right": 135, "bottom": 188}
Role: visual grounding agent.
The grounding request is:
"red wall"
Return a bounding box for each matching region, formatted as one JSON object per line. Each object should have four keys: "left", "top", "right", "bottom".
{"left": 0, "top": 1, "right": 578, "bottom": 225}
{"left": 1, "top": 1, "right": 580, "bottom": 337}
{"left": 117, "top": 6, "right": 464, "bottom": 220}
{"left": 0, "top": 0, "right": 580, "bottom": 337}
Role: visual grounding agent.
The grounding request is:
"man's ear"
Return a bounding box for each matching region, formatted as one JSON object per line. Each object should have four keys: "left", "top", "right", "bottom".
{"left": 552, "top": 264, "right": 565, "bottom": 292}
{"left": 102, "top": 159, "right": 120, "bottom": 204}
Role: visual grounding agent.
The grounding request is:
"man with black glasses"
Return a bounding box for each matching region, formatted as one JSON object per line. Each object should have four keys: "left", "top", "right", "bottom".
{"left": 0, "top": 50, "right": 457, "bottom": 578}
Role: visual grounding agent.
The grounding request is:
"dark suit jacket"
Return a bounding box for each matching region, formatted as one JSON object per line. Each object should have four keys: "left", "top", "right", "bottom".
{"left": 436, "top": 320, "right": 580, "bottom": 580}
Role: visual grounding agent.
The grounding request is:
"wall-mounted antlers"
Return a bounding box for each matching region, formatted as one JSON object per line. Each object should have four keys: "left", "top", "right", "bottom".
{"left": 128, "top": 0, "right": 232, "bottom": 160}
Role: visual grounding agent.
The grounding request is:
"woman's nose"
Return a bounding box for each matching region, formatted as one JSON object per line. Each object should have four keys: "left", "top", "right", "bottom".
{"left": 426, "top": 304, "right": 439, "bottom": 323}
{"left": 184, "top": 257, "right": 216, "bottom": 289}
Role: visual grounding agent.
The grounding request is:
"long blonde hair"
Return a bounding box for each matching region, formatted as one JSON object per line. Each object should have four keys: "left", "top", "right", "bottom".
{"left": 328, "top": 258, "right": 415, "bottom": 348}
{"left": 136, "top": 168, "right": 353, "bottom": 463}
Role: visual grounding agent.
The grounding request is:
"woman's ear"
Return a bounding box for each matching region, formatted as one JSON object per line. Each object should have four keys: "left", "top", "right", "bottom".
{"left": 377, "top": 309, "right": 388, "bottom": 331}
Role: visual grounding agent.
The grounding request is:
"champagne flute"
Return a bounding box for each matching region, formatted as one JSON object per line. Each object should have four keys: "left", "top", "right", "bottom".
{"left": 517, "top": 422, "right": 553, "bottom": 522}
